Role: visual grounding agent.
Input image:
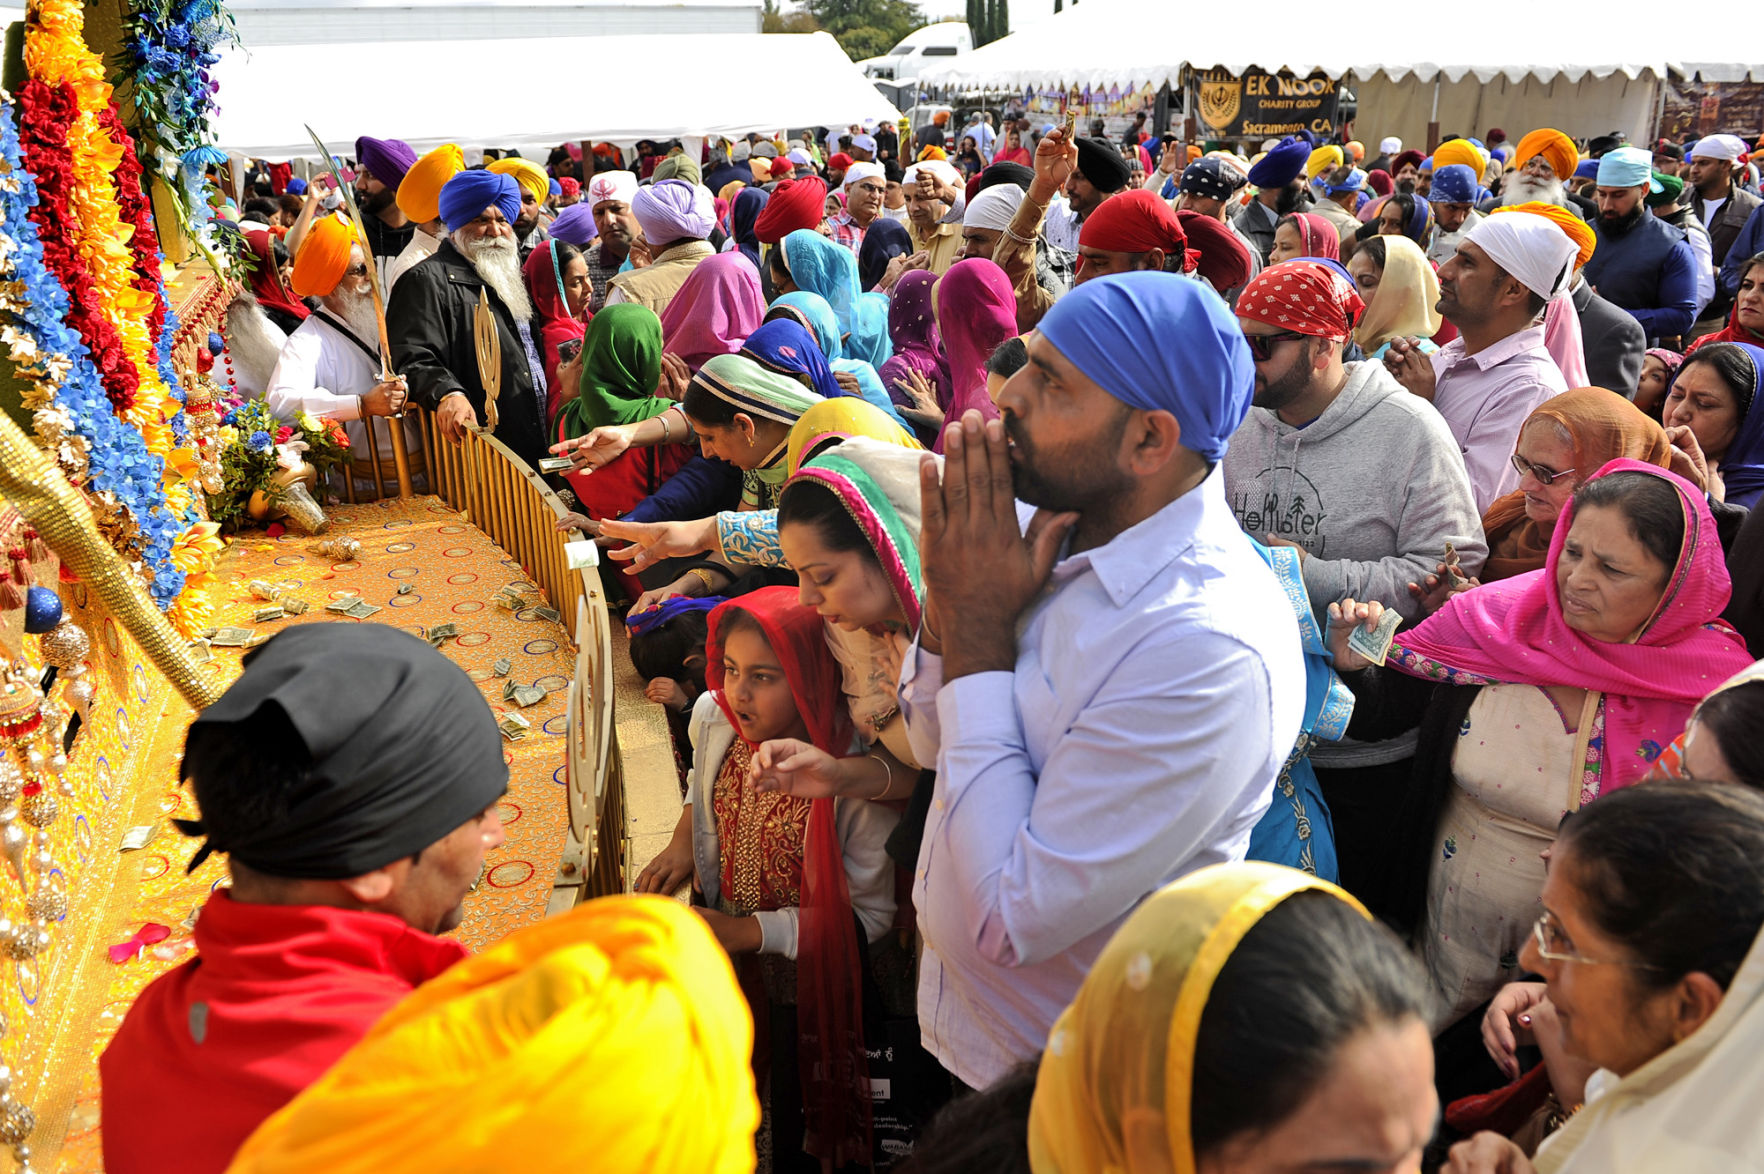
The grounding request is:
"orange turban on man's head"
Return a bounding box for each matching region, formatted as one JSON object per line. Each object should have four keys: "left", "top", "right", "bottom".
{"left": 1515, "top": 128, "right": 1579, "bottom": 182}
{"left": 1492, "top": 201, "right": 1597, "bottom": 270}
{"left": 289, "top": 213, "right": 360, "bottom": 298}
{"left": 487, "top": 157, "right": 548, "bottom": 205}
{"left": 396, "top": 143, "right": 464, "bottom": 223}
{"left": 1432, "top": 139, "right": 1485, "bottom": 173}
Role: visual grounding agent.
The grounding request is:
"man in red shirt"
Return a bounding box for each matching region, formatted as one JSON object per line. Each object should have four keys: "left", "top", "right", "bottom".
{"left": 100, "top": 623, "right": 508, "bottom": 1173}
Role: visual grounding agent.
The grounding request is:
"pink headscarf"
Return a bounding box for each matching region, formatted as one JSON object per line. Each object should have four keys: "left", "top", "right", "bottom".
{"left": 1541, "top": 292, "right": 1590, "bottom": 387}
{"left": 931, "top": 258, "right": 1014, "bottom": 452}
{"left": 1390, "top": 459, "right": 1752, "bottom": 792}
{"left": 657, "top": 252, "right": 764, "bottom": 372}
{"left": 1285, "top": 212, "right": 1341, "bottom": 261}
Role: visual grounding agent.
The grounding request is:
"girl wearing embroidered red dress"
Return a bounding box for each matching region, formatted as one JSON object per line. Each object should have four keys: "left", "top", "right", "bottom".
{"left": 685, "top": 586, "right": 897, "bottom": 1173}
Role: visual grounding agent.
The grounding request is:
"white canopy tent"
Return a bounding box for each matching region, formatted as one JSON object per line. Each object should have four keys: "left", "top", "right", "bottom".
{"left": 918, "top": 0, "right": 1760, "bottom": 148}
{"left": 211, "top": 31, "right": 900, "bottom": 159}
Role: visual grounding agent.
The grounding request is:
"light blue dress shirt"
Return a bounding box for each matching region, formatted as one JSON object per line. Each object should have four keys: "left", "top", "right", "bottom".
{"left": 899, "top": 466, "right": 1306, "bottom": 1088}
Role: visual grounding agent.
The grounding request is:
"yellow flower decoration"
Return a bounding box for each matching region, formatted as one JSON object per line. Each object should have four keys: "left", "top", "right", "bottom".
{"left": 168, "top": 520, "right": 223, "bottom": 577}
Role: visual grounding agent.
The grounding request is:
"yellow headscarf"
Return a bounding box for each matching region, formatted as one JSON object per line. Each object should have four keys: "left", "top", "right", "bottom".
{"left": 785, "top": 396, "right": 922, "bottom": 477}
{"left": 224, "top": 895, "right": 759, "bottom": 1174}
{"left": 1306, "top": 144, "right": 1344, "bottom": 182}
{"left": 1027, "top": 863, "right": 1368, "bottom": 1174}
{"left": 1353, "top": 234, "right": 1444, "bottom": 353}
{"left": 395, "top": 143, "right": 464, "bottom": 224}
{"left": 487, "top": 157, "right": 549, "bottom": 205}
{"left": 1432, "top": 138, "right": 1486, "bottom": 174}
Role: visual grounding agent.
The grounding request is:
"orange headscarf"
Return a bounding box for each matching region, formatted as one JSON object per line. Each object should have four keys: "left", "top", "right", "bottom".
{"left": 395, "top": 143, "right": 464, "bottom": 223}
{"left": 1480, "top": 388, "right": 1672, "bottom": 581}
{"left": 1514, "top": 128, "right": 1579, "bottom": 183}
{"left": 1492, "top": 201, "right": 1596, "bottom": 271}
{"left": 288, "top": 213, "right": 360, "bottom": 298}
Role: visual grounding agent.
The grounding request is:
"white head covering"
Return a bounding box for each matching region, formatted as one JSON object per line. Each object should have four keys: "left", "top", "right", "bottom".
{"left": 1380, "top": 136, "right": 1403, "bottom": 154}
{"left": 964, "top": 184, "right": 1023, "bottom": 232}
{"left": 1465, "top": 213, "right": 1579, "bottom": 299}
{"left": 915, "top": 159, "right": 962, "bottom": 188}
{"left": 786, "top": 148, "right": 813, "bottom": 167}
{"left": 586, "top": 170, "right": 638, "bottom": 210}
{"left": 852, "top": 133, "right": 878, "bottom": 154}
{"left": 1692, "top": 134, "right": 1749, "bottom": 163}
{"left": 841, "top": 161, "right": 886, "bottom": 190}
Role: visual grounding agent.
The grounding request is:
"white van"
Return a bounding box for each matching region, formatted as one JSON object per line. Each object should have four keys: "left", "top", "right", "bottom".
{"left": 860, "top": 21, "right": 971, "bottom": 83}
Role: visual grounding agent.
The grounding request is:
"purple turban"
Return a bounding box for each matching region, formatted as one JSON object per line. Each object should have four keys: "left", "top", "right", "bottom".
{"left": 632, "top": 179, "right": 714, "bottom": 246}
{"left": 437, "top": 170, "right": 521, "bottom": 233}
{"left": 548, "top": 202, "right": 599, "bottom": 246}
{"left": 354, "top": 136, "right": 417, "bottom": 188}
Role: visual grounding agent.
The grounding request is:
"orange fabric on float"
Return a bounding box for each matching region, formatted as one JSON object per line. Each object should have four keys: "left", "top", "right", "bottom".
{"left": 288, "top": 213, "right": 359, "bottom": 298}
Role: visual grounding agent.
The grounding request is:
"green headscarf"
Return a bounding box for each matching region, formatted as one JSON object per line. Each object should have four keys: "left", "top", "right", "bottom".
{"left": 559, "top": 304, "right": 670, "bottom": 435}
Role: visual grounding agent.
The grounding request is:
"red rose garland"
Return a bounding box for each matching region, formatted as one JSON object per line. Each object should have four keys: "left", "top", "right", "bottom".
{"left": 15, "top": 79, "right": 139, "bottom": 413}
{"left": 99, "top": 106, "right": 167, "bottom": 346}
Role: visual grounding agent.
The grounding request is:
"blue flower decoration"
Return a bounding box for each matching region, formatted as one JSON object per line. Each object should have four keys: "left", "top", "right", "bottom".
{"left": 248, "top": 429, "right": 272, "bottom": 453}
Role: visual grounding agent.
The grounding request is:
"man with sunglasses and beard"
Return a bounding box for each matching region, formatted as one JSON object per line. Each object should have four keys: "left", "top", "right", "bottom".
{"left": 387, "top": 169, "right": 549, "bottom": 468}
{"left": 1580, "top": 147, "right": 1698, "bottom": 347}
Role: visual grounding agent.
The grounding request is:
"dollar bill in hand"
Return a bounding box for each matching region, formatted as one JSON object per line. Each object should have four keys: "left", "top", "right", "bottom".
{"left": 563, "top": 539, "right": 598, "bottom": 570}
{"left": 1346, "top": 608, "right": 1402, "bottom": 667}
{"left": 537, "top": 456, "right": 575, "bottom": 473}
{"left": 1441, "top": 543, "right": 1468, "bottom": 590}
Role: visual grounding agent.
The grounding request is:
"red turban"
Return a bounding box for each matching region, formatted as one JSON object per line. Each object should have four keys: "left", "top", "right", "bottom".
{"left": 1176, "top": 210, "right": 1253, "bottom": 292}
{"left": 559, "top": 176, "right": 580, "bottom": 198}
{"left": 1392, "top": 149, "right": 1425, "bottom": 174}
{"left": 754, "top": 176, "right": 828, "bottom": 244}
{"left": 1079, "top": 190, "right": 1191, "bottom": 259}
{"left": 1237, "top": 259, "right": 1365, "bottom": 342}
{"left": 828, "top": 152, "right": 853, "bottom": 171}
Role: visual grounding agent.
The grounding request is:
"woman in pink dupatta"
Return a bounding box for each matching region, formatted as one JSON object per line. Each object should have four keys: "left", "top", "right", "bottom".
{"left": 929, "top": 257, "right": 1015, "bottom": 453}
{"left": 657, "top": 251, "right": 764, "bottom": 373}
{"left": 1326, "top": 460, "right": 1753, "bottom": 1028}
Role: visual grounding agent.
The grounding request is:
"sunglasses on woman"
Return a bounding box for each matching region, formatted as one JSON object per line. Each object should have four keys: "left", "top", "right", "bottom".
{"left": 1510, "top": 453, "right": 1577, "bottom": 487}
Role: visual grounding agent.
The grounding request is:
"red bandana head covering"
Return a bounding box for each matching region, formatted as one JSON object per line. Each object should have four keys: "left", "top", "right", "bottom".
{"left": 558, "top": 176, "right": 580, "bottom": 198}
{"left": 1238, "top": 259, "right": 1366, "bottom": 342}
{"left": 1079, "top": 190, "right": 1197, "bottom": 271}
{"left": 1176, "top": 209, "right": 1253, "bottom": 292}
{"left": 754, "top": 176, "right": 828, "bottom": 244}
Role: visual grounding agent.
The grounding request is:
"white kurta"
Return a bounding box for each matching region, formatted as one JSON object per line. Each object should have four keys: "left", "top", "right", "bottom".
{"left": 385, "top": 227, "right": 442, "bottom": 296}
{"left": 264, "top": 315, "right": 413, "bottom": 462}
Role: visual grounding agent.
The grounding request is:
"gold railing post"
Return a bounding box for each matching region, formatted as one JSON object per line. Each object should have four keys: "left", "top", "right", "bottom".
{"left": 386, "top": 414, "right": 414, "bottom": 499}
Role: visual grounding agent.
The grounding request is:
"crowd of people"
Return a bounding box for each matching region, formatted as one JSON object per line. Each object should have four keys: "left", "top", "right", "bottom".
{"left": 101, "top": 111, "right": 1764, "bottom": 1173}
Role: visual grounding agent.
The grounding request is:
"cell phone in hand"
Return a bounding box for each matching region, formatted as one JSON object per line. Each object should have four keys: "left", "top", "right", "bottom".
{"left": 557, "top": 338, "right": 583, "bottom": 364}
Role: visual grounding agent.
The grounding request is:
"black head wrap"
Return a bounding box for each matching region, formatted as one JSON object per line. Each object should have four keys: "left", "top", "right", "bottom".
{"left": 1074, "top": 136, "right": 1132, "bottom": 193}
{"left": 176, "top": 623, "right": 509, "bottom": 878}
{"left": 978, "top": 161, "right": 1034, "bottom": 193}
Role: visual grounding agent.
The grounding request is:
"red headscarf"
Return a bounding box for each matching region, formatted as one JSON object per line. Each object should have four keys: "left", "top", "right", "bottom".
{"left": 1177, "top": 209, "right": 1253, "bottom": 292}
{"left": 558, "top": 176, "right": 580, "bottom": 199}
{"left": 245, "top": 228, "right": 308, "bottom": 326}
{"left": 704, "top": 588, "right": 869, "bottom": 1168}
{"left": 1285, "top": 211, "right": 1342, "bottom": 260}
{"left": 1237, "top": 259, "right": 1365, "bottom": 342}
{"left": 1687, "top": 261, "right": 1764, "bottom": 353}
{"left": 931, "top": 258, "right": 1014, "bottom": 452}
{"left": 754, "top": 176, "right": 828, "bottom": 244}
{"left": 1079, "top": 189, "right": 1195, "bottom": 268}
{"left": 521, "top": 241, "right": 586, "bottom": 411}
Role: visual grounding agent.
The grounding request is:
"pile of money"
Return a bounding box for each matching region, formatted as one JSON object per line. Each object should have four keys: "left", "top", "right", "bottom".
{"left": 499, "top": 713, "right": 531, "bottom": 741}
{"left": 423, "top": 622, "right": 459, "bottom": 647}
{"left": 501, "top": 679, "right": 548, "bottom": 708}
{"left": 492, "top": 658, "right": 512, "bottom": 677}
{"left": 494, "top": 583, "right": 535, "bottom": 612}
{"left": 308, "top": 535, "right": 362, "bottom": 561}
{"left": 252, "top": 605, "right": 285, "bottom": 623}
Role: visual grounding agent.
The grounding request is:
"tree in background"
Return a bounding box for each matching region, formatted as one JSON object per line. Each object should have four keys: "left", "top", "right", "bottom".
{"left": 762, "top": 0, "right": 822, "bottom": 32}
{"left": 969, "top": 0, "right": 1008, "bottom": 45}
{"left": 800, "top": 0, "right": 924, "bottom": 60}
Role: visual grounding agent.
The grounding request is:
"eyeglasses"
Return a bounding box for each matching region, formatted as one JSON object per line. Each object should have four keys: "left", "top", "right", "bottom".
{"left": 1243, "top": 329, "right": 1313, "bottom": 362}
{"left": 345, "top": 263, "right": 370, "bottom": 278}
{"left": 1531, "top": 910, "right": 1663, "bottom": 969}
{"left": 1510, "top": 453, "right": 1578, "bottom": 486}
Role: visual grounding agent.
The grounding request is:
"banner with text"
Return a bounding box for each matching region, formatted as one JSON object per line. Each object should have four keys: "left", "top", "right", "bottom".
{"left": 1193, "top": 69, "right": 1340, "bottom": 140}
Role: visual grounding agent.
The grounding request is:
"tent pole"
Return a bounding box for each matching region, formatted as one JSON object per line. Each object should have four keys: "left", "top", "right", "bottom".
{"left": 1427, "top": 78, "right": 1440, "bottom": 153}
{"left": 1652, "top": 70, "right": 1669, "bottom": 143}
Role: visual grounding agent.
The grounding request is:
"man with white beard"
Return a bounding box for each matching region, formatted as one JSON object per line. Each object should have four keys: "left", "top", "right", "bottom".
{"left": 267, "top": 214, "right": 416, "bottom": 491}
{"left": 1490, "top": 127, "right": 1596, "bottom": 222}
{"left": 388, "top": 170, "right": 550, "bottom": 468}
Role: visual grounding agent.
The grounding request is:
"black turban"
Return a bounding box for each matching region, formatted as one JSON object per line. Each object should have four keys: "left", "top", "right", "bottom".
{"left": 979, "top": 161, "right": 1034, "bottom": 192}
{"left": 178, "top": 623, "right": 509, "bottom": 878}
{"left": 1075, "top": 136, "right": 1131, "bottom": 193}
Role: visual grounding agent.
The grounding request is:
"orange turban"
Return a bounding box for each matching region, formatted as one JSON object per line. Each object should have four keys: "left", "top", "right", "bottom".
{"left": 1347, "top": 140, "right": 1365, "bottom": 161}
{"left": 396, "top": 143, "right": 463, "bottom": 223}
{"left": 1491, "top": 201, "right": 1596, "bottom": 270}
{"left": 918, "top": 145, "right": 948, "bottom": 162}
{"left": 1432, "top": 139, "right": 1485, "bottom": 173}
{"left": 1514, "top": 129, "right": 1578, "bottom": 182}
{"left": 1186, "top": 144, "right": 1202, "bottom": 162}
{"left": 933, "top": 110, "right": 951, "bottom": 126}
{"left": 289, "top": 213, "right": 360, "bottom": 298}
{"left": 487, "top": 157, "right": 548, "bottom": 205}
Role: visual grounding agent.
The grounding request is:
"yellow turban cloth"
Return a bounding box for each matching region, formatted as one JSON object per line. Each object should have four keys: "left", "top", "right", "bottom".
{"left": 396, "top": 143, "right": 464, "bottom": 223}
{"left": 1027, "top": 863, "right": 1369, "bottom": 1174}
{"left": 786, "top": 396, "right": 922, "bottom": 476}
{"left": 487, "top": 157, "right": 549, "bottom": 205}
{"left": 1515, "top": 128, "right": 1580, "bottom": 184}
{"left": 288, "top": 212, "right": 359, "bottom": 298}
{"left": 1305, "top": 145, "right": 1343, "bottom": 181}
{"left": 1491, "top": 201, "right": 1597, "bottom": 271}
{"left": 224, "top": 895, "right": 759, "bottom": 1174}
{"left": 1432, "top": 139, "right": 1485, "bottom": 174}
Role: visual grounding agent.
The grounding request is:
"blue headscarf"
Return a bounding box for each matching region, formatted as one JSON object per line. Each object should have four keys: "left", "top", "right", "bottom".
{"left": 1035, "top": 271, "right": 1254, "bottom": 463}
{"left": 781, "top": 228, "right": 859, "bottom": 333}
{"left": 858, "top": 218, "right": 913, "bottom": 292}
{"left": 731, "top": 187, "right": 769, "bottom": 272}
{"left": 1711, "top": 342, "right": 1764, "bottom": 509}
{"left": 848, "top": 291, "right": 894, "bottom": 369}
{"left": 749, "top": 311, "right": 908, "bottom": 428}
{"left": 625, "top": 594, "right": 726, "bottom": 636}
{"left": 438, "top": 170, "right": 521, "bottom": 232}
{"left": 771, "top": 292, "right": 845, "bottom": 358}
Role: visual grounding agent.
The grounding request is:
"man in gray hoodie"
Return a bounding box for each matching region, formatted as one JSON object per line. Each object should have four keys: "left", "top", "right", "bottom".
{"left": 1226, "top": 258, "right": 1485, "bottom": 919}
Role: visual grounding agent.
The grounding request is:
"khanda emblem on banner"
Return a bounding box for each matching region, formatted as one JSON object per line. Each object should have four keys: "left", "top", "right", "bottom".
{"left": 1198, "top": 76, "right": 1241, "bottom": 131}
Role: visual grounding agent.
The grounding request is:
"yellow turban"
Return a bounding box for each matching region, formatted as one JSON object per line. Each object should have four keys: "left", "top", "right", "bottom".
{"left": 487, "top": 157, "right": 549, "bottom": 205}
{"left": 288, "top": 213, "right": 360, "bottom": 298}
{"left": 1515, "top": 128, "right": 1579, "bottom": 183}
{"left": 1492, "top": 201, "right": 1597, "bottom": 271}
{"left": 1028, "top": 863, "right": 1370, "bottom": 1174}
{"left": 786, "top": 396, "right": 922, "bottom": 477}
{"left": 395, "top": 143, "right": 464, "bottom": 223}
{"left": 224, "top": 895, "right": 759, "bottom": 1174}
{"left": 1432, "top": 139, "right": 1485, "bottom": 174}
{"left": 1305, "top": 145, "right": 1343, "bottom": 181}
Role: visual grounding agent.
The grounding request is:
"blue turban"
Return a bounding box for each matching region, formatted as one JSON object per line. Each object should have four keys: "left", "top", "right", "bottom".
{"left": 1247, "top": 137, "right": 1308, "bottom": 189}
{"left": 1428, "top": 163, "right": 1479, "bottom": 204}
{"left": 284, "top": 177, "right": 308, "bottom": 195}
{"left": 1323, "top": 167, "right": 1367, "bottom": 196}
{"left": 1419, "top": 156, "right": 1434, "bottom": 171}
{"left": 548, "top": 202, "right": 599, "bottom": 246}
{"left": 438, "top": 170, "right": 520, "bottom": 232}
{"left": 1035, "top": 272, "right": 1253, "bottom": 463}
{"left": 1597, "top": 146, "right": 1663, "bottom": 191}
{"left": 548, "top": 178, "right": 562, "bottom": 197}
{"left": 1574, "top": 157, "right": 1602, "bottom": 182}
{"left": 354, "top": 136, "right": 416, "bottom": 188}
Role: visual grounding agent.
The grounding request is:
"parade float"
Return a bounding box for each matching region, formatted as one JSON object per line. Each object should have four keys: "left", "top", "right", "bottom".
{"left": 0, "top": 0, "right": 634, "bottom": 1166}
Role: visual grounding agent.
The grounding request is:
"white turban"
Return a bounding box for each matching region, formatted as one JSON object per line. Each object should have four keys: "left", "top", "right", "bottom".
{"left": 841, "top": 161, "right": 886, "bottom": 190}
{"left": 915, "top": 159, "right": 962, "bottom": 188}
{"left": 1692, "top": 134, "right": 1748, "bottom": 163}
{"left": 964, "top": 184, "right": 1023, "bottom": 232}
{"left": 786, "top": 148, "right": 813, "bottom": 167}
{"left": 1465, "top": 213, "right": 1579, "bottom": 300}
{"left": 1380, "top": 136, "right": 1402, "bottom": 154}
{"left": 631, "top": 179, "right": 715, "bottom": 244}
{"left": 587, "top": 170, "right": 638, "bottom": 210}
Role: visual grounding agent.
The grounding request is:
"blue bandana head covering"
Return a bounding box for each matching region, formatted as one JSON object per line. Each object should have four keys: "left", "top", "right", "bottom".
{"left": 1180, "top": 158, "right": 1244, "bottom": 201}
{"left": 742, "top": 316, "right": 843, "bottom": 398}
{"left": 626, "top": 594, "right": 726, "bottom": 636}
{"left": 1597, "top": 147, "right": 1664, "bottom": 192}
{"left": 780, "top": 229, "right": 860, "bottom": 333}
{"left": 1248, "top": 137, "right": 1309, "bottom": 189}
{"left": 1035, "top": 272, "right": 1253, "bottom": 463}
{"left": 438, "top": 170, "right": 520, "bottom": 232}
{"left": 1428, "top": 164, "right": 1479, "bottom": 204}
{"left": 1323, "top": 167, "right": 1367, "bottom": 196}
